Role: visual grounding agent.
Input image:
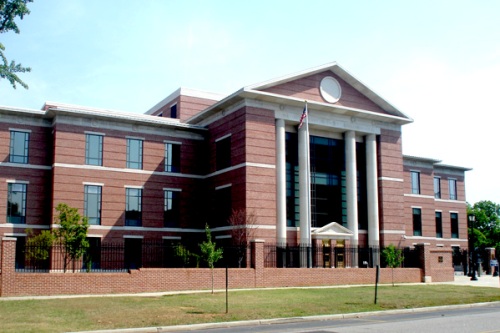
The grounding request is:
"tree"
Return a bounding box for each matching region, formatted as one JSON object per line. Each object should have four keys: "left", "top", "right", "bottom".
{"left": 25, "top": 229, "right": 54, "bottom": 270}
{"left": 227, "top": 209, "right": 258, "bottom": 268}
{"left": 382, "top": 244, "right": 404, "bottom": 286}
{"left": 0, "top": 0, "right": 32, "bottom": 89}
{"left": 53, "top": 203, "right": 90, "bottom": 272}
{"left": 199, "top": 224, "right": 223, "bottom": 294}
{"left": 468, "top": 201, "right": 500, "bottom": 249}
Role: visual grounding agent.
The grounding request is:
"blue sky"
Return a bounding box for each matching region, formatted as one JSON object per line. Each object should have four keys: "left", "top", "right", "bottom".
{"left": 2, "top": 0, "right": 500, "bottom": 205}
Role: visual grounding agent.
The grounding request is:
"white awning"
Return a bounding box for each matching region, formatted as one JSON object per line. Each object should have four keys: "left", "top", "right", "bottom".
{"left": 311, "top": 222, "right": 354, "bottom": 240}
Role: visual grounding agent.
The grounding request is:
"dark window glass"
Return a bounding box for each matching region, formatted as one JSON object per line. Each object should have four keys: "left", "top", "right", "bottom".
{"left": 126, "top": 138, "right": 143, "bottom": 169}
{"left": 451, "top": 212, "right": 459, "bottom": 238}
{"left": 214, "top": 186, "right": 231, "bottom": 227}
{"left": 124, "top": 238, "right": 142, "bottom": 269}
{"left": 125, "top": 188, "right": 142, "bottom": 226}
{"left": 449, "top": 179, "right": 457, "bottom": 200}
{"left": 165, "top": 143, "right": 181, "bottom": 172}
{"left": 434, "top": 177, "right": 441, "bottom": 199}
{"left": 435, "top": 211, "right": 443, "bottom": 238}
{"left": 85, "top": 134, "right": 103, "bottom": 166}
{"left": 84, "top": 185, "right": 102, "bottom": 225}
{"left": 413, "top": 208, "right": 422, "bottom": 236}
{"left": 170, "top": 104, "right": 177, "bottom": 118}
{"left": 7, "top": 183, "right": 27, "bottom": 224}
{"left": 9, "top": 130, "right": 29, "bottom": 164}
{"left": 216, "top": 136, "right": 231, "bottom": 170}
{"left": 164, "top": 190, "right": 180, "bottom": 227}
{"left": 411, "top": 171, "right": 420, "bottom": 194}
{"left": 83, "top": 237, "right": 101, "bottom": 270}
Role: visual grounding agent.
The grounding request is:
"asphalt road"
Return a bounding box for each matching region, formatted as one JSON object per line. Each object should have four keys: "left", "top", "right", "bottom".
{"left": 163, "top": 303, "right": 500, "bottom": 333}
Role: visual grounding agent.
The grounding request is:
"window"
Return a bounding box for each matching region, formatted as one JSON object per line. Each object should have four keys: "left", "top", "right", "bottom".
{"left": 84, "top": 185, "right": 102, "bottom": 225}
{"left": 9, "top": 130, "right": 29, "bottom": 164}
{"left": 214, "top": 185, "right": 232, "bottom": 227}
{"left": 126, "top": 138, "right": 143, "bottom": 169}
{"left": 125, "top": 188, "right": 142, "bottom": 226}
{"left": 449, "top": 179, "right": 457, "bottom": 200}
{"left": 124, "top": 238, "right": 142, "bottom": 269}
{"left": 451, "top": 212, "right": 459, "bottom": 238}
{"left": 435, "top": 211, "right": 443, "bottom": 238}
{"left": 164, "top": 189, "right": 180, "bottom": 227}
{"left": 170, "top": 104, "right": 177, "bottom": 119}
{"left": 165, "top": 142, "right": 181, "bottom": 173}
{"left": 85, "top": 133, "right": 103, "bottom": 166}
{"left": 410, "top": 171, "right": 420, "bottom": 194}
{"left": 7, "top": 183, "right": 27, "bottom": 224}
{"left": 216, "top": 135, "right": 231, "bottom": 170}
{"left": 412, "top": 208, "right": 422, "bottom": 236}
{"left": 434, "top": 177, "right": 441, "bottom": 199}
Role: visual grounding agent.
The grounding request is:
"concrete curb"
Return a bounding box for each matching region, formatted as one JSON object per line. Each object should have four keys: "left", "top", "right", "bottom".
{"left": 71, "top": 301, "right": 500, "bottom": 333}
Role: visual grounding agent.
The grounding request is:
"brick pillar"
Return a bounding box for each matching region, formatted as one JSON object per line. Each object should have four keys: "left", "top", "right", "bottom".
{"left": 415, "top": 243, "right": 431, "bottom": 283}
{"left": 251, "top": 239, "right": 265, "bottom": 287}
{"left": 1, "top": 237, "right": 17, "bottom": 296}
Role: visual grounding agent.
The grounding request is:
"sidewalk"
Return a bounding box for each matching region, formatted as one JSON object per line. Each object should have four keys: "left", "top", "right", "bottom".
{"left": 444, "top": 273, "right": 500, "bottom": 288}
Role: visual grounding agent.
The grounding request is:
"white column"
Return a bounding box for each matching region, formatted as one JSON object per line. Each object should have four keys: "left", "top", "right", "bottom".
{"left": 275, "top": 119, "right": 287, "bottom": 246}
{"left": 345, "top": 130, "right": 358, "bottom": 267}
{"left": 366, "top": 134, "right": 380, "bottom": 266}
{"left": 298, "top": 125, "right": 311, "bottom": 247}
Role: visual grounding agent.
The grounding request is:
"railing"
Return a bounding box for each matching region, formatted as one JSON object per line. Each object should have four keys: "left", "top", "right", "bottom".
{"left": 15, "top": 241, "right": 251, "bottom": 273}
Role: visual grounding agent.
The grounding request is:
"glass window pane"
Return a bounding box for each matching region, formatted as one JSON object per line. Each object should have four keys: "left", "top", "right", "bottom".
{"left": 125, "top": 188, "right": 142, "bottom": 226}
{"left": 84, "top": 185, "right": 101, "bottom": 225}
{"left": 10, "top": 131, "right": 29, "bottom": 164}
{"left": 86, "top": 134, "right": 103, "bottom": 166}
{"left": 7, "top": 183, "right": 27, "bottom": 224}
{"left": 127, "top": 139, "right": 143, "bottom": 169}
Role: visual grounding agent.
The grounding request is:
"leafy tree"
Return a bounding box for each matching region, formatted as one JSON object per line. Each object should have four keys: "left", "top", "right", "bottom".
{"left": 382, "top": 244, "right": 404, "bottom": 286}
{"left": 174, "top": 243, "right": 200, "bottom": 268}
{"left": 53, "top": 203, "right": 89, "bottom": 272}
{"left": 25, "top": 229, "right": 54, "bottom": 270}
{"left": 0, "top": 0, "right": 32, "bottom": 89}
{"left": 468, "top": 201, "right": 500, "bottom": 249}
{"left": 228, "top": 209, "right": 257, "bottom": 268}
{"left": 199, "top": 224, "right": 223, "bottom": 294}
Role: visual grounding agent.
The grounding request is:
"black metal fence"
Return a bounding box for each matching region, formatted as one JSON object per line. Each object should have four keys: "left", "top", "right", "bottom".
{"left": 15, "top": 241, "right": 251, "bottom": 273}
{"left": 14, "top": 241, "right": 421, "bottom": 273}
{"left": 264, "top": 244, "right": 421, "bottom": 269}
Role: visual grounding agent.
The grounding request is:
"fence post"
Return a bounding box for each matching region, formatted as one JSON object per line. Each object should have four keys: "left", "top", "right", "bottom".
{"left": 251, "top": 239, "right": 265, "bottom": 287}
{"left": 1, "top": 237, "right": 18, "bottom": 296}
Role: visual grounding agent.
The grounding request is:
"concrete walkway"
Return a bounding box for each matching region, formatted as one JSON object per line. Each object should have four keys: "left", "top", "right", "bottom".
{"left": 444, "top": 273, "right": 500, "bottom": 288}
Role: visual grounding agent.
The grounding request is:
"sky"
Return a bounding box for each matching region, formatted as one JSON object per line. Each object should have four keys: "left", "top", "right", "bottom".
{"left": 1, "top": 0, "right": 499, "bottom": 205}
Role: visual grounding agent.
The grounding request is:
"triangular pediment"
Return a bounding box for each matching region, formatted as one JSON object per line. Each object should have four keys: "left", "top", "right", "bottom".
{"left": 311, "top": 222, "right": 354, "bottom": 240}
{"left": 245, "top": 62, "right": 410, "bottom": 120}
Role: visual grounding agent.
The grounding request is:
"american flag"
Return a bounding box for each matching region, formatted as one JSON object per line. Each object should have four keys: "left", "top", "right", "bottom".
{"left": 298, "top": 105, "right": 308, "bottom": 129}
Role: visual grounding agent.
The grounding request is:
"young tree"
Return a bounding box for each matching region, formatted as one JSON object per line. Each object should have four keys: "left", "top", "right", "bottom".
{"left": 199, "top": 224, "right": 223, "bottom": 294}
{"left": 468, "top": 201, "right": 500, "bottom": 249}
{"left": 25, "top": 229, "right": 54, "bottom": 270}
{"left": 382, "top": 244, "right": 404, "bottom": 286}
{"left": 228, "top": 209, "right": 258, "bottom": 268}
{"left": 53, "top": 203, "right": 89, "bottom": 272}
{"left": 0, "top": 0, "right": 33, "bottom": 89}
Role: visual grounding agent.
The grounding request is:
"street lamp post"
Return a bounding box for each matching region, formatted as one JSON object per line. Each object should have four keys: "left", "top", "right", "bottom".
{"left": 469, "top": 214, "right": 478, "bottom": 281}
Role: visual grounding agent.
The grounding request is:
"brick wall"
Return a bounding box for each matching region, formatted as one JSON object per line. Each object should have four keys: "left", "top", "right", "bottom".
{"left": 0, "top": 237, "right": 453, "bottom": 297}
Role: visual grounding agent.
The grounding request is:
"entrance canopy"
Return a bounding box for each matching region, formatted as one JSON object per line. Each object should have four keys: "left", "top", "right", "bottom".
{"left": 311, "top": 222, "right": 354, "bottom": 240}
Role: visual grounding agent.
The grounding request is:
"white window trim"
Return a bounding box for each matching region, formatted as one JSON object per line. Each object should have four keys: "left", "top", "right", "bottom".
{"left": 162, "top": 236, "right": 181, "bottom": 240}
{"left": 6, "top": 179, "right": 29, "bottom": 184}
{"left": 215, "top": 133, "right": 231, "bottom": 142}
{"left": 126, "top": 136, "right": 145, "bottom": 141}
{"left": 215, "top": 183, "right": 232, "bottom": 190}
{"left": 164, "top": 140, "right": 182, "bottom": 145}
{"left": 84, "top": 131, "right": 105, "bottom": 136}
{"left": 163, "top": 187, "right": 182, "bottom": 192}
{"left": 124, "top": 185, "right": 144, "bottom": 189}
{"left": 123, "top": 235, "right": 144, "bottom": 239}
{"left": 9, "top": 128, "right": 32, "bottom": 133}
{"left": 83, "top": 182, "right": 104, "bottom": 186}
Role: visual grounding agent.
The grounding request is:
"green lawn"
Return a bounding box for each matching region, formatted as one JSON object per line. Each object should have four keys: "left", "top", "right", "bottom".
{"left": 1, "top": 285, "right": 499, "bottom": 332}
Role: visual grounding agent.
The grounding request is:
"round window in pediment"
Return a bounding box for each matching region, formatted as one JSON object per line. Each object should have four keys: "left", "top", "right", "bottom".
{"left": 319, "top": 76, "right": 342, "bottom": 103}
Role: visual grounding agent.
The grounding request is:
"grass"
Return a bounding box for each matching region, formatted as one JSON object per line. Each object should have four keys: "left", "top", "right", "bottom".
{"left": 1, "top": 285, "right": 500, "bottom": 332}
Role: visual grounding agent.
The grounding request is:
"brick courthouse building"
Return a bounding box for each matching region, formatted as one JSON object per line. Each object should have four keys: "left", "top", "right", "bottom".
{"left": 0, "top": 62, "right": 470, "bottom": 271}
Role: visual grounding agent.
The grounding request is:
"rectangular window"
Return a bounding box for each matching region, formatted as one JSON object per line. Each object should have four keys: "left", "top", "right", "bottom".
{"left": 410, "top": 171, "right": 420, "bottom": 195}
{"left": 85, "top": 133, "right": 103, "bottom": 166}
{"left": 214, "top": 185, "right": 232, "bottom": 227}
{"left": 125, "top": 188, "right": 142, "bottom": 226}
{"left": 412, "top": 208, "right": 422, "bottom": 236}
{"left": 84, "top": 185, "right": 102, "bottom": 225}
{"left": 216, "top": 136, "right": 231, "bottom": 170}
{"left": 7, "top": 183, "right": 27, "bottom": 224}
{"left": 435, "top": 211, "right": 443, "bottom": 238}
{"left": 451, "top": 212, "right": 459, "bottom": 238}
{"left": 449, "top": 179, "right": 457, "bottom": 200}
{"left": 434, "top": 177, "right": 441, "bottom": 199}
{"left": 165, "top": 143, "right": 181, "bottom": 173}
{"left": 170, "top": 104, "right": 177, "bottom": 119}
{"left": 9, "top": 130, "right": 30, "bottom": 164}
{"left": 164, "top": 189, "right": 180, "bottom": 227}
{"left": 126, "top": 138, "right": 143, "bottom": 169}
